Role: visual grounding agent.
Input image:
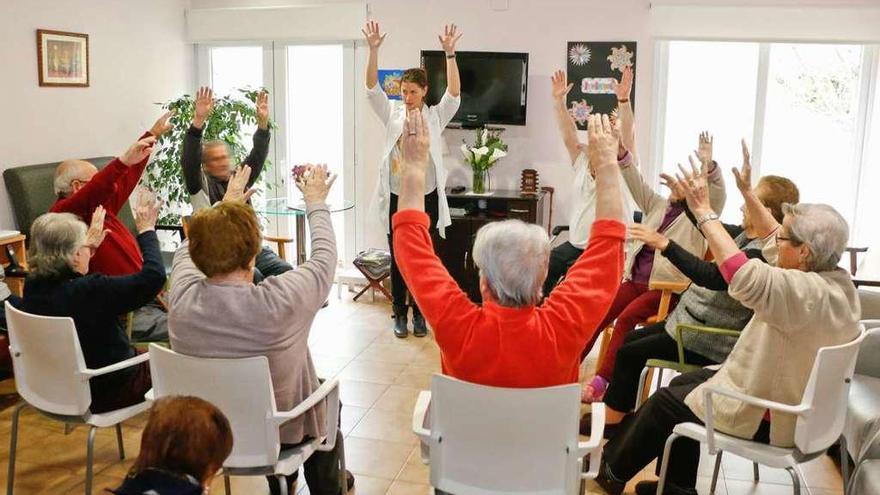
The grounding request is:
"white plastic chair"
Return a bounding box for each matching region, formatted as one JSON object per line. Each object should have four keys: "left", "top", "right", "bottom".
{"left": 412, "top": 374, "right": 604, "bottom": 495}
{"left": 147, "top": 344, "right": 344, "bottom": 495}
{"left": 4, "top": 302, "right": 150, "bottom": 495}
{"left": 656, "top": 325, "right": 867, "bottom": 495}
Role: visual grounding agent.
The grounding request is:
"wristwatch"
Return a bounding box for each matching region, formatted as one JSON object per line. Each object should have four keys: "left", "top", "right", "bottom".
{"left": 696, "top": 212, "right": 720, "bottom": 229}
{"left": 446, "top": 53, "right": 456, "bottom": 59}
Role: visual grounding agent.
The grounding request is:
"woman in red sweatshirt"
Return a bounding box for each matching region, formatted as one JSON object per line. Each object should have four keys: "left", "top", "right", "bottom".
{"left": 392, "top": 110, "right": 627, "bottom": 388}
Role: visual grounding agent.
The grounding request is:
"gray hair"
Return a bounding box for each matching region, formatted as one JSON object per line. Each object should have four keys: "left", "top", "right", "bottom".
{"left": 202, "top": 140, "right": 230, "bottom": 155}
{"left": 472, "top": 220, "right": 550, "bottom": 307}
{"left": 53, "top": 160, "right": 92, "bottom": 197}
{"left": 784, "top": 203, "right": 849, "bottom": 272}
{"left": 28, "top": 213, "right": 87, "bottom": 277}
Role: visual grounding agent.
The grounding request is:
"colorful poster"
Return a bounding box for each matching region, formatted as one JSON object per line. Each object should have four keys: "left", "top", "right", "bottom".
{"left": 378, "top": 69, "right": 405, "bottom": 100}
{"left": 565, "top": 42, "right": 637, "bottom": 129}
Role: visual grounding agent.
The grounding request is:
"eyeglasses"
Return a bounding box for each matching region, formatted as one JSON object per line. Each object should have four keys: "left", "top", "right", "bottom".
{"left": 777, "top": 233, "right": 800, "bottom": 245}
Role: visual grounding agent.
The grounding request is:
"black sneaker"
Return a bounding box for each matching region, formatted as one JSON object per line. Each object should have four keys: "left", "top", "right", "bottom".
{"left": 595, "top": 461, "right": 625, "bottom": 495}
{"left": 412, "top": 313, "right": 428, "bottom": 337}
{"left": 635, "top": 481, "right": 698, "bottom": 495}
{"left": 342, "top": 469, "right": 355, "bottom": 494}
{"left": 393, "top": 314, "right": 408, "bottom": 338}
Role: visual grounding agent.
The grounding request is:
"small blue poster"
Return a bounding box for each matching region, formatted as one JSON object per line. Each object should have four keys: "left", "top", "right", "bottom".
{"left": 378, "top": 69, "right": 404, "bottom": 100}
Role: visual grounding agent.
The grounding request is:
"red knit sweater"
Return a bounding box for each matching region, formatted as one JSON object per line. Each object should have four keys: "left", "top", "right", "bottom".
{"left": 50, "top": 132, "right": 153, "bottom": 277}
{"left": 392, "top": 210, "right": 626, "bottom": 388}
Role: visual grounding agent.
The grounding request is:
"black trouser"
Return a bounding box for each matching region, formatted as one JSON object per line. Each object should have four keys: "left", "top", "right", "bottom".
{"left": 541, "top": 241, "right": 583, "bottom": 297}
{"left": 603, "top": 369, "right": 770, "bottom": 489}
{"left": 388, "top": 190, "right": 439, "bottom": 317}
{"left": 603, "top": 322, "right": 717, "bottom": 413}
{"left": 254, "top": 246, "right": 294, "bottom": 283}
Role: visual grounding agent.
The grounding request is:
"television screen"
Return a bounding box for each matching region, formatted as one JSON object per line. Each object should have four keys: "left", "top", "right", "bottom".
{"left": 421, "top": 50, "right": 528, "bottom": 127}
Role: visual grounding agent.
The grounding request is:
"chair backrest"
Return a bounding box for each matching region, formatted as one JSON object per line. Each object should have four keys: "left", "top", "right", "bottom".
{"left": 855, "top": 321, "right": 880, "bottom": 377}
{"left": 2, "top": 156, "right": 136, "bottom": 237}
{"left": 427, "top": 374, "right": 582, "bottom": 495}
{"left": 859, "top": 290, "right": 880, "bottom": 320}
{"left": 147, "top": 344, "right": 281, "bottom": 469}
{"left": 795, "top": 325, "right": 866, "bottom": 454}
{"left": 4, "top": 302, "right": 92, "bottom": 416}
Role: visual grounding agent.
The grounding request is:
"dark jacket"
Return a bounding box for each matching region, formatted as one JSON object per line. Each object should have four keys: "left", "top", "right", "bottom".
{"left": 181, "top": 125, "right": 270, "bottom": 204}
{"left": 22, "top": 231, "right": 165, "bottom": 406}
{"left": 109, "top": 469, "right": 203, "bottom": 495}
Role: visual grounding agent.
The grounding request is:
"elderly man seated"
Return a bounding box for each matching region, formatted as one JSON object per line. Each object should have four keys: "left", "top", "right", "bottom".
{"left": 168, "top": 165, "right": 353, "bottom": 495}
{"left": 595, "top": 155, "right": 862, "bottom": 495}
{"left": 391, "top": 110, "right": 626, "bottom": 387}
{"left": 50, "top": 113, "right": 172, "bottom": 341}
{"left": 22, "top": 185, "right": 165, "bottom": 414}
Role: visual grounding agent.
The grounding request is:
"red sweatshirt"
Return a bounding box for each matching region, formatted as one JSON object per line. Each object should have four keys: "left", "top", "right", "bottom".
{"left": 50, "top": 132, "right": 153, "bottom": 277}
{"left": 392, "top": 210, "right": 626, "bottom": 388}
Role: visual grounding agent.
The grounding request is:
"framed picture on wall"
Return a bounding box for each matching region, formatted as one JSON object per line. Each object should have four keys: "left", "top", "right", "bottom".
{"left": 36, "top": 29, "right": 89, "bottom": 87}
{"left": 565, "top": 41, "right": 636, "bottom": 129}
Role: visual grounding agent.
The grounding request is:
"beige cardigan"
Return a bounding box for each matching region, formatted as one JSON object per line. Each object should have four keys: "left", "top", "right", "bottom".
{"left": 685, "top": 240, "right": 861, "bottom": 447}
{"left": 620, "top": 154, "right": 726, "bottom": 288}
{"left": 168, "top": 203, "right": 337, "bottom": 444}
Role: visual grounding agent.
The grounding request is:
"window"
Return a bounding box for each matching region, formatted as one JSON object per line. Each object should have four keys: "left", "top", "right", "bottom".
{"left": 657, "top": 41, "right": 879, "bottom": 251}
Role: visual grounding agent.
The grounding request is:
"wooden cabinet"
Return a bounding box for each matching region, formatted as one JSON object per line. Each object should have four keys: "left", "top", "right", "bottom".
{"left": 439, "top": 189, "right": 547, "bottom": 303}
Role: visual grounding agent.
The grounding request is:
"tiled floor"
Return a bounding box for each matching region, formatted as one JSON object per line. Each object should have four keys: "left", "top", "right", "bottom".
{"left": 0, "top": 287, "right": 846, "bottom": 494}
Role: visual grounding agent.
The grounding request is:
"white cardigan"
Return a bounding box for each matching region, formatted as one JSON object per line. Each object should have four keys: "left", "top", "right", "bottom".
{"left": 366, "top": 83, "right": 461, "bottom": 238}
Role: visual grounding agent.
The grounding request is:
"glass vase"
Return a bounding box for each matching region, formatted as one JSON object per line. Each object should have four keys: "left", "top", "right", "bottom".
{"left": 472, "top": 169, "right": 488, "bottom": 194}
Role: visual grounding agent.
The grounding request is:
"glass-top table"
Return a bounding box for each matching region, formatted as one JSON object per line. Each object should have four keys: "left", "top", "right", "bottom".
{"left": 252, "top": 198, "right": 355, "bottom": 264}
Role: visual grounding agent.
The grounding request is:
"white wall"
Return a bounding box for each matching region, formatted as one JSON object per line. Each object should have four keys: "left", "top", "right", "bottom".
{"left": 0, "top": 0, "right": 192, "bottom": 230}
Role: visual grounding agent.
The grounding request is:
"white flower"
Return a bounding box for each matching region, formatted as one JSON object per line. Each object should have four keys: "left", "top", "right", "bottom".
{"left": 472, "top": 146, "right": 490, "bottom": 159}
{"left": 481, "top": 128, "right": 488, "bottom": 145}
{"left": 460, "top": 143, "right": 473, "bottom": 161}
{"left": 488, "top": 148, "right": 507, "bottom": 163}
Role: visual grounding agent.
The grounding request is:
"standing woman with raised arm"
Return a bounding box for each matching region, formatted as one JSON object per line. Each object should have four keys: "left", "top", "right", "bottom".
{"left": 364, "top": 20, "right": 462, "bottom": 339}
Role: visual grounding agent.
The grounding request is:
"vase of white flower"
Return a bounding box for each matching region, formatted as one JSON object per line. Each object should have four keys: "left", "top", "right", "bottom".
{"left": 461, "top": 127, "right": 507, "bottom": 194}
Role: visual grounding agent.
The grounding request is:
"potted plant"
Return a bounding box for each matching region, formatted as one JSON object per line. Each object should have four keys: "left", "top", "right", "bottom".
{"left": 460, "top": 127, "right": 507, "bottom": 194}
{"left": 143, "top": 88, "right": 275, "bottom": 227}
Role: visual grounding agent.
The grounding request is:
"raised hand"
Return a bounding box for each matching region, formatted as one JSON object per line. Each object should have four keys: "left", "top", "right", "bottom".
{"left": 362, "top": 21, "right": 387, "bottom": 50}
{"left": 628, "top": 224, "right": 670, "bottom": 251}
{"left": 255, "top": 91, "right": 269, "bottom": 130}
{"left": 120, "top": 136, "right": 157, "bottom": 166}
{"left": 222, "top": 165, "right": 257, "bottom": 203}
{"left": 614, "top": 65, "right": 633, "bottom": 101}
{"left": 587, "top": 113, "right": 619, "bottom": 172}
{"left": 438, "top": 24, "right": 463, "bottom": 55}
{"left": 551, "top": 70, "right": 573, "bottom": 100}
{"left": 296, "top": 164, "right": 337, "bottom": 205}
{"left": 193, "top": 86, "right": 215, "bottom": 129}
{"left": 400, "top": 109, "right": 431, "bottom": 175}
{"left": 733, "top": 138, "right": 753, "bottom": 193}
{"left": 85, "top": 205, "right": 110, "bottom": 251}
{"left": 675, "top": 163, "right": 713, "bottom": 216}
{"left": 134, "top": 189, "right": 162, "bottom": 234}
{"left": 696, "top": 131, "right": 713, "bottom": 170}
{"left": 660, "top": 172, "right": 687, "bottom": 199}
{"left": 150, "top": 111, "right": 173, "bottom": 138}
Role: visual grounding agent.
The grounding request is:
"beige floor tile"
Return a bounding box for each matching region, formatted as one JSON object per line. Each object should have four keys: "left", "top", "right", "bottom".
{"left": 724, "top": 479, "right": 804, "bottom": 495}
{"left": 339, "top": 360, "right": 407, "bottom": 385}
{"left": 343, "top": 436, "right": 412, "bottom": 479}
{"left": 372, "top": 386, "right": 423, "bottom": 414}
{"left": 349, "top": 474, "right": 393, "bottom": 495}
{"left": 386, "top": 479, "right": 434, "bottom": 495}
{"left": 349, "top": 408, "right": 419, "bottom": 446}
{"left": 358, "top": 343, "right": 423, "bottom": 366}
{"left": 339, "top": 380, "right": 390, "bottom": 408}
{"left": 313, "top": 354, "right": 354, "bottom": 378}
{"left": 342, "top": 405, "right": 370, "bottom": 436}
{"left": 393, "top": 366, "right": 439, "bottom": 390}
{"left": 722, "top": 454, "right": 796, "bottom": 486}
{"left": 396, "top": 446, "right": 431, "bottom": 484}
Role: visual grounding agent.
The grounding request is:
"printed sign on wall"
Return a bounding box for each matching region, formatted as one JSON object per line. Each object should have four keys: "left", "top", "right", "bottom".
{"left": 566, "top": 42, "right": 636, "bottom": 129}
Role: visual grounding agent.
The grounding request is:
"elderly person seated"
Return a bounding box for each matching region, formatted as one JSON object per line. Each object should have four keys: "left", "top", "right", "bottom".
{"left": 595, "top": 157, "right": 861, "bottom": 495}
{"left": 21, "top": 192, "right": 165, "bottom": 413}
{"left": 167, "top": 165, "right": 353, "bottom": 495}
{"left": 51, "top": 119, "right": 172, "bottom": 341}
{"left": 392, "top": 110, "right": 626, "bottom": 387}
{"left": 588, "top": 145, "right": 801, "bottom": 435}
{"left": 111, "top": 396, "right": 233, "bottom": 495}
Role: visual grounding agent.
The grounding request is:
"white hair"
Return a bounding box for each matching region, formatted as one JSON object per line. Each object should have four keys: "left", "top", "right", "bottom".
{"left": 472, "top": 219, "right": 550, "bottom": 307}
{"left": 783, "top": 203, "right": 849, "bottom": 272}
{"left": 28, "top": 213, "right": 87, "bottom": 277}
{"left": 53, "top": 160, "right": 92, "bottom": 197}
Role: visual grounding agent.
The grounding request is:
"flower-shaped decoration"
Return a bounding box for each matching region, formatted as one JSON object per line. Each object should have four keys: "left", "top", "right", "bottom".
{"left": 569, "top": 44, "right": 592, "bottom": 66}
{"left": 607, "top": 45, "right": 634, "bottom": 73}
{"left": 569, "top": 99, "right": 593, "bottom": 126}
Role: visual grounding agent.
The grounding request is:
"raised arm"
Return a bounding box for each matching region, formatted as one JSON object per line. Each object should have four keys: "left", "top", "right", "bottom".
{"left": 695, "top": 133, "right": 727, "bottom": 215}
{"left": 615, "top": 66, "right": 636, "bottom": 156}
{"left": 106, "top": 113, "right": 172, "bottom": 214}
{"left": 735, "top": 140, "right": 778, "bottom": 238}
{"left": 242, "top": 91, "right": 271, "bottom": 187}
{"left": 182, "top": 87, "right": 215, "bottom": 195}
{"left": 439, "top": 24, "right": 462, "bottom": 97}
{"left": 362, "top": 21, "right": 392, "bottom": 124}
{"left": 551, "top": 70, "right": 580, "bottom": 164}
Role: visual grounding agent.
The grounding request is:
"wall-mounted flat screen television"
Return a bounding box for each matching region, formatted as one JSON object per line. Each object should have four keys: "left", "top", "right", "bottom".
{"left": 421, "top": 50, "right": 528, "bottom": 127}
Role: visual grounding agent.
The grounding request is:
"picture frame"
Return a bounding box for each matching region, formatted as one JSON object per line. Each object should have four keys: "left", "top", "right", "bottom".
{"left": 37, "top": 29, "right": 89, "bottom": 87}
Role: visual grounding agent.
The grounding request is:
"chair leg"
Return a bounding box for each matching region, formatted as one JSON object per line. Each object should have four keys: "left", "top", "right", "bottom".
{"left": 7, "top": 403, "right": 26, "bottom": 495}
{"left": 115, "top": 423, "right": 125, "bottom": 460}
{"left": 786, "top": 467, "right": 802, "bottom": 495}
{"left": 710, "top": 451, "right": 723, "bottom": 495}
{"left": 337, "top": 430, "right": 348, "bottom": 493}
{"left": 656, "top": 368, "right": 665, "bottom": 392}
{"left": 85, "top": 425, "right": 97, "bottom": 495}
{"left": 277, "top": 475, "right": 288, "bottom": 495}
{"left": 635, "top": 367, "right": 649, "bottom": 410}
{"left": 839, "top": 436, "right": 850, "bottom": 495}
{"left": 224, "top": 474, "right": 232, "bottom": 495}
{"left": 753, "top": 462, "right": 760, "bottom": 482}
{"left": 656, "top": 432, "right": 680, "bottom": 495}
